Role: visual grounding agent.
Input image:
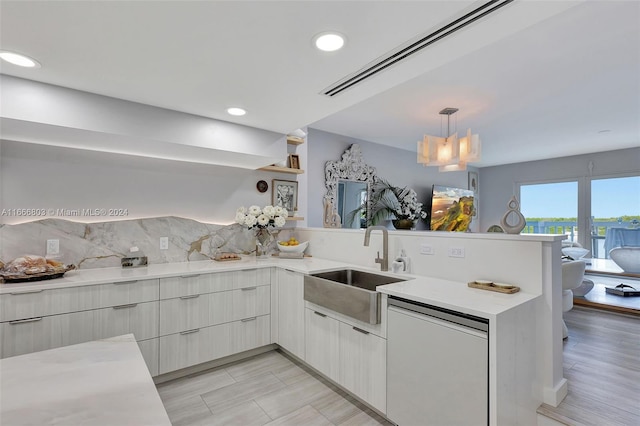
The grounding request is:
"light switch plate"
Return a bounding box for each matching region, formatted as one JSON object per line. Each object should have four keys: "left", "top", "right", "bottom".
{"left": 448, "top": 247, "right": 465, "bottom": 258}
{"left": 160, "top": 237, "right": 169, "bottom": 250}
{"left": 46, "top": 239, "right": 60, "bottom": 255}
{"left": 420, "top": 244, "right": 434, "bottom": 255}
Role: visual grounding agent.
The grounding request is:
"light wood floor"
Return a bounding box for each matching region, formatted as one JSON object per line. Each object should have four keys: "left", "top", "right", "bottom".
{"left": 156, "top": 349, "right": 393, "bottom": 426}
{"left": 538, "top": 306, "right": 640, "bottom": 426}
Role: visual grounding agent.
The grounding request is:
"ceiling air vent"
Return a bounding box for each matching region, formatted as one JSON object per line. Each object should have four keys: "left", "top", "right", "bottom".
{"left": 321, "top": 0, "right": 514, "bottom": 97}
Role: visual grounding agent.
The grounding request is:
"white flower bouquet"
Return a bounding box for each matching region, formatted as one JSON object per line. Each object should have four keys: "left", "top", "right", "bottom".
{"left": 235, "top": 205, "right": 288, "bottom": 230}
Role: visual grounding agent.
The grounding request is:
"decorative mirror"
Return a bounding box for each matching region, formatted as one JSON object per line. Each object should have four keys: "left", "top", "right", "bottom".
{"left": 323, "top": 144, "right": 377, "bottom": 229}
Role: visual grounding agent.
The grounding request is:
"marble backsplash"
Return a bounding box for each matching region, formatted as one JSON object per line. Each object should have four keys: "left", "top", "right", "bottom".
{"left": 0, "top": 216, "right": 281, "bottom": 269}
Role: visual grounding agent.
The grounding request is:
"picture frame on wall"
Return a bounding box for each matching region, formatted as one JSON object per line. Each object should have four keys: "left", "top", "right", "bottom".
{"left": 289, "top": 154, "right": 300, "bottom": 169}
{"left": 272, "top": 179, "right": 298, "bottom": 215}
{"left": 468, "top": 171, "right": 479, "bottom": 193}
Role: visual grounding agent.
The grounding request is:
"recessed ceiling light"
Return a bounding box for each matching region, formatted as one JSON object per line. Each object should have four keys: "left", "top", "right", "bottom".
{"left": 227, "top": 107, "right": 246, "bottom": 116}
{"left": 313, "top": 32, "right": 345, "bottom": 52}
{"left": 0, "top": 51, "right": 41, "bottom": 68}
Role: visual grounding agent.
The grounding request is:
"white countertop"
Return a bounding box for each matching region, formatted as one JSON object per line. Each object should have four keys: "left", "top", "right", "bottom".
{"left": 377, "top": 277, "right": 539, "bottom": 318}
{"left": 0, "top": 256, "right": 538, "bottom": 318}
{"left": 0, "top": 256, "right": 348, "bottom": 294}
{"left": 0, "top": 334, "right": 171, "bottom": 426}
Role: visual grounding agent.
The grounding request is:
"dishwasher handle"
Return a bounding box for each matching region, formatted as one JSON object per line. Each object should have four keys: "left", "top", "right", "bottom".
{"left": 388, "top": 296, "right": 488, "bottom": 333}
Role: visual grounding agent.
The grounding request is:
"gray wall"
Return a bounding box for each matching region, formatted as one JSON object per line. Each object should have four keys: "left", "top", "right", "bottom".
{"left": 306, "top": 128, "right": 474, "bottom": 230}
{"left": 479, "top": 147, "right": 640, "bottom": 232}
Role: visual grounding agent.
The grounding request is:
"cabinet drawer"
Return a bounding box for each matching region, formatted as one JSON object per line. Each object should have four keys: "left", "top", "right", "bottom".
{"left": 0, "top": 279, "right": 159, "bottom": 322}
{"left": 138, "top": 338, "right": 159, "bottom": 377}
{"left": 158, "top": 315, "right": 271, "bottom": 375}
{"left": 159, "top": 286, "right": 270, "bottom": 335}
{"left": 0, "top": 310, "right": 95, "bottom": 358}
{"left": 159, "top": 269, "right": 271, "bottom": 299}
{"left": 158, "top": 322, "right": 233, "bottom": 374}
{"left": 93, "top": 301, "right": 159, "bottom": 341}
{"left": 231, "top": 315, "right": 271, "bottom": 354}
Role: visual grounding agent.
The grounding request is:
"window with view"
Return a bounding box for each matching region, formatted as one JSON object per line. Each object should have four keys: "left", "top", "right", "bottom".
{"left": 520, "top": 181, "right": 579, "bottom": 242}
{"left": 590, "top": 176, "right": 640, "bottom": 258}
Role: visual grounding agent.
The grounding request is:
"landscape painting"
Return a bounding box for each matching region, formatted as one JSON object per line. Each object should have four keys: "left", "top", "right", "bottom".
{"left": 430, "top": 185, "right": 475, "bottom": 232}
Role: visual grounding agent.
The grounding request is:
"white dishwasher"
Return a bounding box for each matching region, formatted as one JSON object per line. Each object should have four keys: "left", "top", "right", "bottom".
{"left": 387, "top": 297, "right": 489, "bottom": 426}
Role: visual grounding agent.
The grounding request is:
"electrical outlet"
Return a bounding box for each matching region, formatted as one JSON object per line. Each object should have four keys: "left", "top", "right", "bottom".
{"left": 420, "top": 244, "right": 434, "bottom": 255}
{"left": 160, "top": 237, "right": 169, "bottom": 250}
{"left": 46, "top": 239, "right": 60, "bottom": 256}
{"left": 448, "top": 247, "right": 465, "bottom": 258}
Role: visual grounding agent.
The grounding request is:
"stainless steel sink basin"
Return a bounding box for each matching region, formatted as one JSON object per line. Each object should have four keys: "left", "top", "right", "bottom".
{"left": 304, "top": 269, "right": 406, "bottom": 324}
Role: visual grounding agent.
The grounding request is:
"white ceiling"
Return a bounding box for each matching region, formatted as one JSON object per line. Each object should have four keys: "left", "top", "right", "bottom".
{"left": 1, "top": 1, "right": 638, "bottom": 168}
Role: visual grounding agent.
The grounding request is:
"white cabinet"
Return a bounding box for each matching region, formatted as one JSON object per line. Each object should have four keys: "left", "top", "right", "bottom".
{"left": 158, "top": 270, "right": 271, "bottom": 375}
{"left": 0, "top": 310, "right": 95, "bottom": 358}
{"left": 305, "top": 308, "right": 339, "bottom": 382}
{"left": 159, "top": 286, "right": 269, "bottom": 336}
{"left": 0, "top": 283, "right": 161, "bottom": 376}
{"left": 338, "top": 322, "right": 387, "bottom": 413}
{"left": 277, "top": 269, "right": 305, "bottom": 360}
{"left": 0, "top": 279, "right": 159, "bottom": 322}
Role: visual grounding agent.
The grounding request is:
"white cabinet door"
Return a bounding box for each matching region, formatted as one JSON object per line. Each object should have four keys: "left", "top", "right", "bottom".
{"left": 159, "top": 286, "right": 270, "bottom": 336}
{"left": 339, "top": 322, "right": 387, "bottom": 413}
{"left": 93, "top": 301, "right": 159, "bottom": 341}
{"left": 138, "top": 338, "right": 159, "bottom": 377}
{"left": 0, "top": 310, "right": 95, "bottom": 358}
{"left": 0, "top": 279, "right": 159, "bottom": 322}
{"left": 277, "top": 269, "right": 305, "bottom": 360}
{"left": 305, "top": 308, "right": 339, "bottom": 382}
{"left": 231, "top": 315, "right": 271, "bottom": 354}
{"left": 158, "top": 322, "right": 233, "bottom": 374}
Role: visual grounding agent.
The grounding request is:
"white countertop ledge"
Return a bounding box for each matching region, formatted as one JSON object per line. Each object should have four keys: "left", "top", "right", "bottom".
{"left": 377, "top": 277, "right": 539, "bottom": 318}
{"left": 0, "top": 257, "right": 539, "bottom": 318}
{"left": 0, "top": 334, "right": 171, "bottom": 426}
{"left": 0, "top": 257, "right": 348, "bottom": 293}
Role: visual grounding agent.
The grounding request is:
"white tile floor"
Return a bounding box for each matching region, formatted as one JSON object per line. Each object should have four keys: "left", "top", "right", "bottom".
{"left": 156, "top": 350, "right": 393, "bottom": 426}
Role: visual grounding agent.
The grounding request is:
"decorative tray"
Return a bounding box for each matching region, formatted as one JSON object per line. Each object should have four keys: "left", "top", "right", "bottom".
{"left": 0, "top": 265, "right": 76, "bottom": 284}
{"left": 214, "top": 253, "right": 242, "bottom": 262}
{"left": 271, "top": 253, "right": 312, "bottom": 259}
{"left": 468, "top": 281, "right": 520, "bottom": 294}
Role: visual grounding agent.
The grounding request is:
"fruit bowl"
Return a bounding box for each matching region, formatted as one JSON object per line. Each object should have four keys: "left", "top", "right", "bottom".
{"left": 277, "top": 241, "right": 309, "bottom": 253}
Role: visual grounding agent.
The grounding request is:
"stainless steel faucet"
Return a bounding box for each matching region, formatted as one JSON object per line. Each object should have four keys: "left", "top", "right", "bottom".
{"left": 364, "top": 226, "right": 389, "bottom": 271}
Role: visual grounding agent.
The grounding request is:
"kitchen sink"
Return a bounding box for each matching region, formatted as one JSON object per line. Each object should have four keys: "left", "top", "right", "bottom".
{"left": 304, "top": 269, "right": 406, "bottom": 324}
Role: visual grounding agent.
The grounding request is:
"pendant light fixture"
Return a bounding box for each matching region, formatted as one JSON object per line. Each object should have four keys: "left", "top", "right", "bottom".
{"left": 417, "top": 108, "right": 481, "bottom": 171}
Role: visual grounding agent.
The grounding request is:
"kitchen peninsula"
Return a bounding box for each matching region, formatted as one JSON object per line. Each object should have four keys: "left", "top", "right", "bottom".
{"left": 1, "top": 247, "right": 548, "bottom": 425}
{"left": 0, "top": 334, "right": 171, "bottom": 425}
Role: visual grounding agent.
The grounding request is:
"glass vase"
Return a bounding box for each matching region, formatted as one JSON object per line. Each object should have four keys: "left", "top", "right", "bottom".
{"left": 255, "top": 228, "right": 272, "bottom": 259}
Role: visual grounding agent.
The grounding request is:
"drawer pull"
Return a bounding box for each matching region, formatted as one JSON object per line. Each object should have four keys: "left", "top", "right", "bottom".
{"left": 352, "top": 326, "right": 370, "bottom": 335}
{"left": 10, "top": 289, "right": 44, "bottom": 295}
{"left": 241, "top": 286, "right": 257, "bottom": 291}
{"left": 241, "top": 317, "right": 257, "bottom": 322}
{"left": 241, "top": 268, "right": 257, "bottom": 272}
{"left": 180, "top": 274, "right": 201, "bottom": 279}
{"left": 314, "top": 311, "right": 327, "bottom": 318}
{"left": 113, "top": 303, "right": 138, "bottom": 310}
{"left": 180, "top": 328, "right": 200, "bottom": 335}
{"left": 179, "top": 294, "right": 200, "bottom": 300}
{"left": 114, "top": 280, "right": 138, "bottom": 285}
{"left": 9, "top": 317, "right": 43, "bottom": 325}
